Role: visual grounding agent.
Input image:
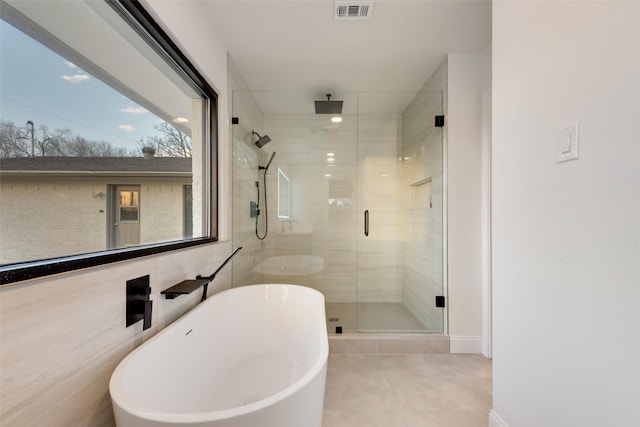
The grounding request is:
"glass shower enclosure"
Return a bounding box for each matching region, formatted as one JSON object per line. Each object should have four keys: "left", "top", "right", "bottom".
{"left": 232, "top": 90, "right": 445, "bottom": 334}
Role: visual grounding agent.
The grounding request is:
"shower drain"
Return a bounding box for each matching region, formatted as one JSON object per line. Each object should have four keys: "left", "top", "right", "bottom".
{"left": 328, "top": 317, "right": 340, "bottom": 322}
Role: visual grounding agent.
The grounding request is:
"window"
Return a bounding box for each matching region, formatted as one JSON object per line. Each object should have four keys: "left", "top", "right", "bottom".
{"left": 119, "top": 189, "right": 140, "bottom": 223}
{"left": 0, "top": 0, "right": 217, "bottom": 284}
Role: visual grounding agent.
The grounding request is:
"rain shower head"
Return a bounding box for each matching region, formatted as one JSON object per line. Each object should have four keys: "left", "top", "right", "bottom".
{"left": 315, "top": 94, "right": 343, "bottom": 115}
{"left": 252, "top": 131, "right": 271, "bottom": 148}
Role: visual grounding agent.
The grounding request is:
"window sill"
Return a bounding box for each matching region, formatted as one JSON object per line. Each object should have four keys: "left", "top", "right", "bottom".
{"left": 0, "top": 237, "right": 218, "bottom": 286}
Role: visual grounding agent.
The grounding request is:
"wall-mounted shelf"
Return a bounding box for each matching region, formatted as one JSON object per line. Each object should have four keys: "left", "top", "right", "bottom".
{"left": 161, "top": 278, "right": 210, "bottom": 299}
{"left": 410, "top": 177, "right": 432, "bottom": 210}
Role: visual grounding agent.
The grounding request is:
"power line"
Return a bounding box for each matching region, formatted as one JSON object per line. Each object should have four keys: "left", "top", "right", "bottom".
{"left": 1, "top": 96, "right": 150, "bottom": 146}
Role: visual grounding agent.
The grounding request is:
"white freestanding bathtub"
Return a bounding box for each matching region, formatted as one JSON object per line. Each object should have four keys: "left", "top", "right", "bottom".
{"left": 110, "top": 284, "right": 328, "bottom": 427}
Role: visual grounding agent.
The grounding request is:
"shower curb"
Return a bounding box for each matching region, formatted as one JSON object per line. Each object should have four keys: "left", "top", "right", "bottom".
{"left": 328, "top": 334, "right": 449, "bottom": 354}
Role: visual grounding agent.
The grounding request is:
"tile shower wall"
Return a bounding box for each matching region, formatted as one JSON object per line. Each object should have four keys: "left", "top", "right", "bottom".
{"left": 231, "top": 92, "right": 266, "bottom": 286}
{"left": 401, "top": 60, "right": 447, "bottom": 331}
{"left": 357, "top": 114, "right": 403, "bottom": 303}
{"left": 261, "top": 113, "right": 359, "bottom": 302}
{"left": 229, "top": 66, "right": 274, "bottom": 287}
{"left": 257, "top": 111, "right": 405, "bottom": 305}
{"left": 231, "top": 88, "right": 446, "bottom": 332}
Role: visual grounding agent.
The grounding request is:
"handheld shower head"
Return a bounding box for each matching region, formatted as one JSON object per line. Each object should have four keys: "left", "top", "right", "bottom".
{"left": 259, "top": 151, "right": 276, "bottom": 171}
{"left": 252, "top": 131, "right": 271, "bottom": 148}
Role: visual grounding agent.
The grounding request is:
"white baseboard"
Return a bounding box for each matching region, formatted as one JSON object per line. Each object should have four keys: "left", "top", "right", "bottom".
{"left": 449, "top": 335, "right": 482, "bottom": 353}
{"left": 489, "top": 410, "right": 510, "bottom": 427}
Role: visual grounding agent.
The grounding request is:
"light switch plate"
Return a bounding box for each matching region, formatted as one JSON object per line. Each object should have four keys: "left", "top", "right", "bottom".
{"left": 557, "top": 121, "right": 580, "bottom": 163}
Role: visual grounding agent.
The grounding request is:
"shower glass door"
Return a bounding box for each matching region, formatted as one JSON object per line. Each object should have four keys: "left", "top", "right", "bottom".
{"left": 231, "top": 90, "right": 444, "bottom": 334}
{"left": 355, "top": 91, "right": 444, "bottom": 333}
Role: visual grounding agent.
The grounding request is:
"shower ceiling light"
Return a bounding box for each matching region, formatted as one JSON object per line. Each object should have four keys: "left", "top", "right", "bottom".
{"left": 331, "top": 116, "right": 343, "bottom": 123}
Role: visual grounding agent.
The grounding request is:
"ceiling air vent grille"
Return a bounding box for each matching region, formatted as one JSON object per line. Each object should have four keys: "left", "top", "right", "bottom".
{"left": 334, "top": 1, "right": 375, "bottom": 21}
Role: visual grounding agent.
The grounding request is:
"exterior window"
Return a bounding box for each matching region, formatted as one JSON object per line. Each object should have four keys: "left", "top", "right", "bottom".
{"left": 0, "top": 1, "right": 217, "bottom": 284}
{"left": 119, "top": 190, "right": 140, "bottom": 223}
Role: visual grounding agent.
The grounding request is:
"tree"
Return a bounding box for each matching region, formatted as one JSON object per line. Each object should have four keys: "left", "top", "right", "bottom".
{"left": 0, "top": 120, "right": 30, "bottom": 158}
{"left": 0, "top": 119, "right": 130, "bottom": 158}
{"left": 33, "top": 124, "right": 65, "bottom": 157}
{"left": 0, "top": 119, "right": 190, "bottom": 158}
{"left": 137, "top": 121, "right": 191, "bottom": 158}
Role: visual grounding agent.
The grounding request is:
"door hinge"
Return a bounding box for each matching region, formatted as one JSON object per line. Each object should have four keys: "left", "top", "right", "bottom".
{"left": 435, "top": 115, "right": 445, "bottom": 127}
{"left": 435, "top": 295, "right": 446, "bottom": 308}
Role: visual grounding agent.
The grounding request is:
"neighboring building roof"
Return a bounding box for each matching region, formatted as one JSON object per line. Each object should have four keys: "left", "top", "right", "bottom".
{"left": 0, "top": 156, "right": 192, "bottom": 175}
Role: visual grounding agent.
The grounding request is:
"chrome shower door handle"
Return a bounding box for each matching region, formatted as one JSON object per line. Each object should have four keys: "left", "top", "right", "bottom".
{"left": 364, "top": 210, "right": 369, "bottom": 236}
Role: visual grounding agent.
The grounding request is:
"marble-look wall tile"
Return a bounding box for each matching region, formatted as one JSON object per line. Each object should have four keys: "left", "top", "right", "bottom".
{"left": 357, "top": 115, "right": 402, "bottom": 303}
{"left": 231, "top": 90, "right": 275, "bottom": 287}
{"left": 0, "top": 241, "right": 234, "bottom": 426}
{"left": 401, "top": 64, "right": 447, "bottom": 332}
{"left": 236, "top": 93, "right": 445, "bottom": 330}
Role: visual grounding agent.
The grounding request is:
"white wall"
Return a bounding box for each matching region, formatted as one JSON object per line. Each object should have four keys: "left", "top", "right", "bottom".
{"left": 492, "top": 2, "right": 640, "bottom": 426}
{"left": 447, "top": 52, "right": 491, "bottom": 353}
{"left": 0, "top": 2, "right": 235, "bottom": 426}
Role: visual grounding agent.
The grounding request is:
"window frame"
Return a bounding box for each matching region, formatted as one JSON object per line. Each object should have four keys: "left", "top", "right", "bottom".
{"left": 0, "top": 0, "right": 218, "bottom": 285}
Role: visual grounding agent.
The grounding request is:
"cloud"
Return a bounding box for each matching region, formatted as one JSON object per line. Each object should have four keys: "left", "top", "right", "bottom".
{"left": 120, "top": 106, "right": 148, "bottom": 114}
{"left": 64, "top": 61, "right": 80, "bottom": 70}
{"left": 62, "top": 74, "right": 90, "bottom": 84}
{"left": 119, "top": 124, "right": 136, "bottom": 132}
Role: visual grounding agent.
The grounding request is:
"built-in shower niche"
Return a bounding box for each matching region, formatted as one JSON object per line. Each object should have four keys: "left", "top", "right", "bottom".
{"left": 410, "top": 177, "right": 432, "bottom": 210}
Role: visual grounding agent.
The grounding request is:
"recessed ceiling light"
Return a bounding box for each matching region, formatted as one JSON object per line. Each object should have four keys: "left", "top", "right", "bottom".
{"left": 172, "top": 117, "right": 189, "bottom": 123}
{"left": 327, "top": 152, "right": 335, "bottom": 157}
{"left": 327, "top": 158, "right": 335, "bottom": 162}
{"left": 325, "top": 174, "right": 332, "bottom": 177}
{"left": 331, "top": 116, "right": 343, "bottom": 123}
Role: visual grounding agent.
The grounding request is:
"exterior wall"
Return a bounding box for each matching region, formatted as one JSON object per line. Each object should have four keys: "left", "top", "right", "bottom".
{"left": 139, "top": 183, "right": 185, "bottom": 245}
{"left": 492, "top": 1, "right": 640, "bottom": 426}
{"left": 0, "top": 178, "right": 189, "bottom": 264}
{"left": 0, "top": 1, "right": 233, "bottom": 426}
{"left": 0, "top": 181, "right": 107, "bottom": 263}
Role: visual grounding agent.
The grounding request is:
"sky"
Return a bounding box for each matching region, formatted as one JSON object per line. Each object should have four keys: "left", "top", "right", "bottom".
{"left": 0, "top": 19, "right": 165, "bottom": 153}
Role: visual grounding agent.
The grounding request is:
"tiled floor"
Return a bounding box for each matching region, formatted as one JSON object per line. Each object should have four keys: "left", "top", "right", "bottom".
{"left": 325, "top": 303, "right": 429, "bottom": 334}
{"left": 322, "top": 353, "right": 492, "bottom": 427}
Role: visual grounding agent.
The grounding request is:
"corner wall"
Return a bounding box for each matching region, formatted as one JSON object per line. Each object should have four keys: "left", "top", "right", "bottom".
{"left": 492, "top": 1, "right": 640, "bottom": 425}
{"left": 0, "top": 2, "right": 234, "bottom": 425}
{"left": 447, "top": 50, "right": 491, "bottom": 353}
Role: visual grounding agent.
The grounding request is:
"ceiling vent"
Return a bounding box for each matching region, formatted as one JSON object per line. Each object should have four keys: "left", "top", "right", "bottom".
{"left": 334, "top": 1, "right": 375, "bottom": 21}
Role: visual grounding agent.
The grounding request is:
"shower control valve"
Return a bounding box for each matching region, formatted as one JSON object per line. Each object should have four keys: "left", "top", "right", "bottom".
{"left": 250, "top": 201, "right": 260, "bottom": 218}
